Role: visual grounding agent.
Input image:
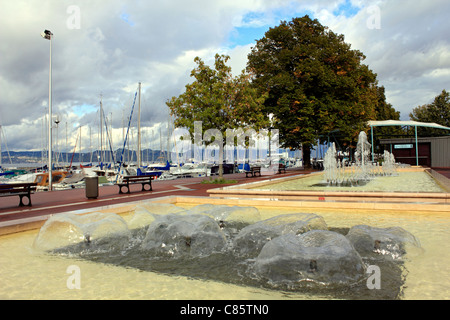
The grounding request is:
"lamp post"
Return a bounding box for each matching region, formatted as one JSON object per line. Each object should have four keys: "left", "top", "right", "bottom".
{"left": 41, "top": 29, "right": 53, "bottom": 191}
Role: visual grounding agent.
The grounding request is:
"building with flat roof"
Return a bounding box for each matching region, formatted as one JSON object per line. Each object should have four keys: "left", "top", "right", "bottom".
{"left": 368, "top": 120, "right": 450, "bottom": 168}
{"left": 379, "top": 135, "right": 450, "bottom": 168}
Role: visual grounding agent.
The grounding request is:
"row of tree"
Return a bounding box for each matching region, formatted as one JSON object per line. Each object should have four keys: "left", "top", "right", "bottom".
{"left": 167, "top": 16, "right": 448, "bottom": 170}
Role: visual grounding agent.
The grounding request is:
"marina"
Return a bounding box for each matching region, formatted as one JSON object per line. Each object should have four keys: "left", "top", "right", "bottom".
{"left": 1, "top": 2, "right": 450, "bottom": 303}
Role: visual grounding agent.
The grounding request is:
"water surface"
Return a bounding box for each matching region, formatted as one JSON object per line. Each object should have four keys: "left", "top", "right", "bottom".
{"left": 0, "top": 205, "right": 448, "bottom": 300}
{"left": 252, "top": 172, "right": 446, "bottom": 193}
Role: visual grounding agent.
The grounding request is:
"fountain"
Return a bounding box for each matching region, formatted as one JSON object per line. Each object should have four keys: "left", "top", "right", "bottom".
{"left": 355, "top": 131, "right": 372, "bottom": 178}
{"left": 320, "top": 131, "right": 398, "bottom": 187}
{"left": 382, "top": 150, "right": 397, "bottom": 176}
{"left": 30, "top": 202, "right": 424, "bottom": 299}
{"left": 323, "top": 142, "right": 339, "bottom": 185}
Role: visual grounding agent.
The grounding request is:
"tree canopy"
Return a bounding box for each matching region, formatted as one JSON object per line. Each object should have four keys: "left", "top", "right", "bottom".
{"left": 409, "top": 89, "right": 450, "bottom": 136}
{"left": 167, "top": 16, "right": 401, "bottom": 170}
{"left": 166, "top": 54, "right": 268, "bottom": 175}
{"left": 247, "top": 15, "right": 393, "bottom": 166}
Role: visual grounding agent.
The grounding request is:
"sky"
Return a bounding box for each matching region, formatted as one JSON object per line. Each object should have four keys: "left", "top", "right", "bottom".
{"left": 1, "top": 0, "right": 449, "bottom": 153}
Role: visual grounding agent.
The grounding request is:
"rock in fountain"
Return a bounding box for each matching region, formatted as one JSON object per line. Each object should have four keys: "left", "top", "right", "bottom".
{"left": 32, "top": 203, "right": 423, "bottom": 299}
{"left": 233, "top": 213, "right": 328, "bottom": 257}
{"left": 254, "top": 230, "right": 366, "bottom": 284}
{"left": 141, "top": 213, "right": 227, "bottom": 258}
{"left": 346, "top": 225, "right": 422, "bottom": 260}
{"left": 33, "top": 212, "right": 130, "bottom": 253}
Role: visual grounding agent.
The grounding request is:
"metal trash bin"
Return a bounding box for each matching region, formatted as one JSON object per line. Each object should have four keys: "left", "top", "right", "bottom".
{"left": 85, "top": 176, "right": 99, "bottom": 199}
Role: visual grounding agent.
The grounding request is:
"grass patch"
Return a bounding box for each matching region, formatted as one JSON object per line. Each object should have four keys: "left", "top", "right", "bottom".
{"left": 201, "top": 177, "right": 238, "bottom": 184}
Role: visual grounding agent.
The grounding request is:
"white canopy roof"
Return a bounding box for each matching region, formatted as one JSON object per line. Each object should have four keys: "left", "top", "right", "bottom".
{"left": 368, "top": 120, "right": 450, "bottom": 165}
{"left": 368, "top": 120, "right": 450, "bottom": 131}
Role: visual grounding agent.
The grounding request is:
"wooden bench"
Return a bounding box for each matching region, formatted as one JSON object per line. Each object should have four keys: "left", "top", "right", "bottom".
{"left": 245, "top": 166, "right": 261, "bottom": 178}
{"left": 278, "top": 163, "right": 286, "bottom": 174}
{"left": 117, "top": 175, "right": 154, "bottom": 194}
{"left": 0, "top": 183, "right": 37, "bottom": 207}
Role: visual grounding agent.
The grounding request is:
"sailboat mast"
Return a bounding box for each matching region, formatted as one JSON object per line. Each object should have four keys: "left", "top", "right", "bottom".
{"left": 151, "top": 130, "right": 154, "bottom": 163}
{"left": 41, "top": 115, "right": 45, "bottom": 167}
{"left": 100, "top": 95, "right": 103, "bottom": 164}
{"left": 110, "top": 112, "right": 113, "bottom": 165}
{"left": 65, "top": 121, "right": 68, "bottom": 165}
{"left": 137, "top": 82, "right": 142, "bottom": 168}
{"left": 0, "top": 125, "right": 2, "bottom": 169}
{"left": 79, "top": 125, "right": 82, "bottom": 164}
{"left": 160, "top": 126, "right": 163, "bottom": 162}
{"left": 122, "top": 109, "right": 125, "bottom": 162}
{"left": 90, "top": 126, "right": 93, "bottom": 163}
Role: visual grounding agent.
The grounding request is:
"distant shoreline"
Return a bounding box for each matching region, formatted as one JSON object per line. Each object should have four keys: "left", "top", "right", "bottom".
{"left": 1, "top": 162, "right": 90, "bottom": 169}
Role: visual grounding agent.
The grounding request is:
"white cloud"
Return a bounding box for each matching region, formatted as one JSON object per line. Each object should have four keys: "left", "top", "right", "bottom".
{"left": 227, "top": 44, "right": 254, "bottom": 75}
{"left": 312, "top": 0, "right": 450, "bottom": 119}
{"left": 0, "top": 0, "right": 449, "bottom": 153}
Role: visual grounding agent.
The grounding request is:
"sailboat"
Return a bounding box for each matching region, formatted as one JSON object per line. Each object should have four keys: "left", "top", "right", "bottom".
{"left": 34, "top": 170, "right": 68, "bottom": 191}
{"left": 169, "top": 162, "right": 210, "bottom": 178}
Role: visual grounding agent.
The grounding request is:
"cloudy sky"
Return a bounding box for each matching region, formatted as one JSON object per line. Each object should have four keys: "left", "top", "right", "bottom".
{"left": 1, "top": 0, "right": 449, "bottom": 153}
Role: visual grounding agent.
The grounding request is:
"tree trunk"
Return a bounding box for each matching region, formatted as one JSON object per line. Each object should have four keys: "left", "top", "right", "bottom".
{"left": 303, "top": 145, "right": 311, "bottom": 169}
{"left": 219, "top": 144, "right": 224, "bottom": 178}
{"left": 219, "top": 163, "right": 223, "bottom": 178}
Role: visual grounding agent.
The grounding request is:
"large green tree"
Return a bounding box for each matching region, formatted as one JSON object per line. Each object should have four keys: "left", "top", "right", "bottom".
{"left": 409, "top": 89, "right": 450, "bottom": 136}
{"left": 374, "top": 86, "right": 400, "bottom": 123}
{"left": 247, "top": 16, "right": 382, "bottom": 167}
{"left": 166, "top": 54, "right": 268, "bottom": 176}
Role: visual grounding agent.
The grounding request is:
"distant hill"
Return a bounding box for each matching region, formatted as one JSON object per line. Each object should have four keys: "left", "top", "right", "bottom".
{"left": 0, "top": 149, "right": 166, "bottom": 166}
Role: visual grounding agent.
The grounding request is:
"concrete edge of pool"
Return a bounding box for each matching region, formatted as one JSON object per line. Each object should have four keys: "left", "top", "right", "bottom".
{"left": 206, "top": 167, "right": 450, "bottom": 204}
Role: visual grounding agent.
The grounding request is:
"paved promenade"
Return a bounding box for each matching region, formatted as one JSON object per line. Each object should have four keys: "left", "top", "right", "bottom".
{"left": 0, "top": 169, "right": 310, "bottom": 224}
{"left": 1, "top": 167, "right": 448, "bottom": 235}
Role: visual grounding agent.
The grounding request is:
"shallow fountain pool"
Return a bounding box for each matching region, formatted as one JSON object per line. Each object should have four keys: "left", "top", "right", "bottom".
{"left": 0, "top": 201, "right": 449, "bottom": 300}
{"left": 252, "top": 171, "right": 447, "bottom": 193}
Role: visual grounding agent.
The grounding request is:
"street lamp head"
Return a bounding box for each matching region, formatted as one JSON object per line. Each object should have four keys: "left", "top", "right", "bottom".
{"left": 41, "top": 29, "right": 53, "bottom": 40}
